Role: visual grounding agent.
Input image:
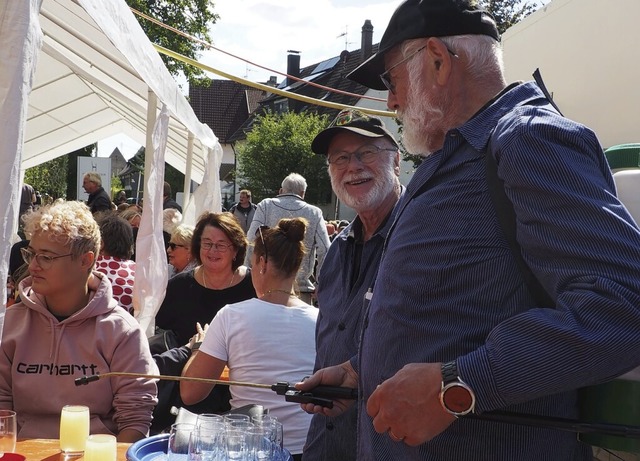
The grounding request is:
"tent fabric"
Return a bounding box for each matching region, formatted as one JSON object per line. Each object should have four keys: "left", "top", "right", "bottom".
{"left": 0, "top": 0, "right": 44, "bottom": 331}
{"left": 134, "top": 104, "right": 170, "bottom": 336}
{"left": 0, "top": 0, "right": 222, "bottom": 331}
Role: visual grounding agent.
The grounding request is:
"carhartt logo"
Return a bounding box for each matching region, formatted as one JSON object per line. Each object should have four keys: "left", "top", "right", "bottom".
{"left": 17, "top": 362, "right": 99, "bottom": 376}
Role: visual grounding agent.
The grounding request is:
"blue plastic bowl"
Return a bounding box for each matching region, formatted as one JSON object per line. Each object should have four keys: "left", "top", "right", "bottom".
{"left": 126, "top": 433, "right": 293, "bottom": 461}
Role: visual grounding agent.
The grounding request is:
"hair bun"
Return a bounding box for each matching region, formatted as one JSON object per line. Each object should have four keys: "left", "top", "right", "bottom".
{"left": 277, "top": 218, "right": 308, "bottom": 242}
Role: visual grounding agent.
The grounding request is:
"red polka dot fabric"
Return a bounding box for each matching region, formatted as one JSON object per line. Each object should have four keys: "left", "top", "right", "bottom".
{"left": 95, "top": 256, "right": 136, "bottom": 314}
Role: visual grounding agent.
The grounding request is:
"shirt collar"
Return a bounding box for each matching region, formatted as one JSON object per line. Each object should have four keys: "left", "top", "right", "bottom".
{"left": 455, "top": 81, "right": 548, "bottom": 153}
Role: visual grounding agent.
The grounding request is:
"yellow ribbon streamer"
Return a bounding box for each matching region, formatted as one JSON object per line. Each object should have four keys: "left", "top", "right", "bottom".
{"left": 154, "top": 44, "right": 397, "bottom": 119}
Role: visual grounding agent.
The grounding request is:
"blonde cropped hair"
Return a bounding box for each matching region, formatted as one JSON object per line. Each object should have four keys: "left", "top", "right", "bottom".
{"left": 24, "top": 200, "right": 101, "bottom": 262}
{"left": 171, "top": 224, "right": 195, "bottom": 247}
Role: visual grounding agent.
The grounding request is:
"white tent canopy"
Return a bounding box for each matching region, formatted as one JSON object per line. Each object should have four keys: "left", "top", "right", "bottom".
{"left": 0, "top": 0, "right": 223, "bottom": 333}
{"left": 26, "top": 0, "right": 219, "bottom": 180}
{"left": 502, "top": 0, "right": 640, "bottom": 149}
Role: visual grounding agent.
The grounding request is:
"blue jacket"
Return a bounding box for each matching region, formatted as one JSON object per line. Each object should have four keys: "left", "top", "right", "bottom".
{"left": 357, "top": 82, "right": 640, "bottom": 460}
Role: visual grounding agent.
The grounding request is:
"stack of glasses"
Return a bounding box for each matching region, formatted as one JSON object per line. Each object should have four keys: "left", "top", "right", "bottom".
{"left": 168, "top": 413, "right": 288, "bottom": 461}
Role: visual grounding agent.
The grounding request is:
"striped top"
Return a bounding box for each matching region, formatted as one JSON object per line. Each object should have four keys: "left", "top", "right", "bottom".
{"left": 356, "top": 82, "right": 640, "bottom": 460}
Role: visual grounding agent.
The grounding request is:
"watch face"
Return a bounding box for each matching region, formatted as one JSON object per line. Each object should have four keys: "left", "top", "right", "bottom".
{"left": 443, "top": 384, "right": 474, "bottom": 414}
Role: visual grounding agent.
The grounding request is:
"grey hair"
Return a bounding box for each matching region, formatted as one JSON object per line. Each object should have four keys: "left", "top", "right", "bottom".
{"left": 401, "top": 35, "right": 505, "bottom": 89}
{"left": 281, "top": 173, "right": 307, "bottom": 196}
{"left": 83, "top": 171, "right": 102, "bottom": 187}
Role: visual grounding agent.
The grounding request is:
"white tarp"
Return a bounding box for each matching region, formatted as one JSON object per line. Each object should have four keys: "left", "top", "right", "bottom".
{"left": 1, "top": 0, "right": 222, "bottom": 331}
{"left": 134, "top": 105, "right": 169, "bottom": 336}
{"left": 0, "top": 0, "right": 44, "bottom": 330}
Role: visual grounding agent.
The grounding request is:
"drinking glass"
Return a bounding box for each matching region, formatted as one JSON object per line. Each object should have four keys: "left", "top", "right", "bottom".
{"left": 0, "top": 410, "right": 17, "bottom": 456}
{"left": 195, "top": 414, "right": 224, "bottom": 431}
{"left": 228, "top": 421, "right": 254, "bottom": 432}
{"left": 250, "top": 415, "right": 277, "bottom": 428}
{"left": 270, "top": 421, "right": 284, "bottom": 461}
{"left": 223, "top": 414, "right": 250, "bottom": 428}
{"left": 59, "top": 405, "right": 90, "bottom": 454}
{"left": 246, "top": 426, "right": 271, "bottom": 461}
{"left": 188, "top": 427, "right": 221, "bottom": 461}
{"left": 168, "top": 423, "right": 195, "bottom": 461}
{"left": 84, "top": 434, "right": 117, "bottom": 461}
{"left": 224, "top": 429, "right": 246, "bottom": 461}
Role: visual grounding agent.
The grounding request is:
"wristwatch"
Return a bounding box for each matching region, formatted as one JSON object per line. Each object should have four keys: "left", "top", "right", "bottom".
{"left": 439, "top": 361, "right": 476, "bottom": 416}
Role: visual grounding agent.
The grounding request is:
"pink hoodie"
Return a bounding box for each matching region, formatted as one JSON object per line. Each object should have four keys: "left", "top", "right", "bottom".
{"left": 0, "top": 271, "right": 158, "bottom": 439}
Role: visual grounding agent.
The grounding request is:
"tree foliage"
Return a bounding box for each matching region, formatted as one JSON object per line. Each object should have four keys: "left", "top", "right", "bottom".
{"left": 236, "top": 112, "right": 332, "bottom": 205}
{"left": 128, "top": 147, "right": 186, "bottom": 200}
{"left": 25, "top": 155, "right": 70, "bottom": 201}
{"left": 479, "top": 0, "right": 540, "bottom": 35}
{"left": 125, "top": 0, "right": 219, "bottom": 84}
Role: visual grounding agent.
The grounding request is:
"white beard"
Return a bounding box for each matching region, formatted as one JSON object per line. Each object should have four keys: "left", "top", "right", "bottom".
{"left": 399, "top": 67, "right": 449, "bottom": 157}
{"left": 331, "top": 156, "right": 398, "bottom": 212}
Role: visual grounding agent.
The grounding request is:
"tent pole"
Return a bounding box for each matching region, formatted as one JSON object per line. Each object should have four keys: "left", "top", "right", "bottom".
{"left": 182, "top": 132, "right": 194, "bottom": 211}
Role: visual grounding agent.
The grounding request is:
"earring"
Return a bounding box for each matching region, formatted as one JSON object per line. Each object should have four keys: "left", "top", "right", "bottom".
{"left": 233, "top": 255, "right": 237, "bottom": 261}
{"left": 260, "top": 269, "right": 265, "bottom": 274}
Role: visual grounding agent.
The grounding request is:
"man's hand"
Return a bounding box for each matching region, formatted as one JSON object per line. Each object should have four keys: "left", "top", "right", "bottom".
{"left": 367, "top": 362, "right": 456, "bottom": 446}
{"left": 295, "top": 360, "right": 358, "bottom": 417}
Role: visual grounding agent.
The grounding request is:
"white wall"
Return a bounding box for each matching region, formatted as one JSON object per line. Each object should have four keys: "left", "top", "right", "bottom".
{"left": 502, "top": 0, "right": 640, "bottom": 149}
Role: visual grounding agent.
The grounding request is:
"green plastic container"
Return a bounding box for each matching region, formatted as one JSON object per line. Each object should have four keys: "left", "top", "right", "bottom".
{"left": 578, "top": 379, "right": 640, "bottom": 453}
{"left": 605, "top": 144, "right": 640, "bottom": 170}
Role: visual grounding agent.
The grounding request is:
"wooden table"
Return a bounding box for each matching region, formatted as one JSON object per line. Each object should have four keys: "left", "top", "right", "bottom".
{"left": 15, "top": 439, "right": 131, "bottom": 461}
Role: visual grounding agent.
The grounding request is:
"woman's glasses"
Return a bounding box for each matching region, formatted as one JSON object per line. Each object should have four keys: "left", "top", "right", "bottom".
{"left": 168, "top": 242, "right": 186, "bottom": 250}
{"left": 257, "top": 225, "right": 269, "bottom": 262}
{"left": 21, "top": 247, "right": 73, "bottom": 269}
{"left": 200, "top": 241, "right": 234, "bottom": 252}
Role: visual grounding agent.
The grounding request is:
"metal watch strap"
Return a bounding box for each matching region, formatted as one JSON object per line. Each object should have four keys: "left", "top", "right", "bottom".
{"left": 441, "top": 360, "right": 459, "bottom": 384}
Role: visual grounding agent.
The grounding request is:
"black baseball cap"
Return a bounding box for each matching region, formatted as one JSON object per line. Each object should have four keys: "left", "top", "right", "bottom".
{"left": 347, "top": 0, "right": 500, "bottom": 90}
{"left": 311, "top": 109, "right": 398, "bottom": 155}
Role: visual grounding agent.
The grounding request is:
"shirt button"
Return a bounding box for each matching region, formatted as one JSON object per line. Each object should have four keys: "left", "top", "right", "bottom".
{"left": 326, "top": 422, "right": 334, "bottom": 430}
{"left": 338, "top": 323, "right": 346, "bottom": 331}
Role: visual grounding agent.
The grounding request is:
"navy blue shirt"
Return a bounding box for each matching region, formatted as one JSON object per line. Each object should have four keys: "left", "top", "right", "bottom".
{"left": 357, "top": 82, "right": 640, "bottom": 460}
{"left": 304, "top": 199, "right": 401, "bottom": 461}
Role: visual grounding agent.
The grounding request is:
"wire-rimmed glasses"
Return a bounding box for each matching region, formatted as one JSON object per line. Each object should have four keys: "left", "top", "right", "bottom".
{"left": 21, "top": 247, "right": 73, "bottom": 269}
{"left": 379, "top": 43, "right": 458, "bottom": 94}
{"left": 327, "top": 144, "right": 397, "bottom": 170}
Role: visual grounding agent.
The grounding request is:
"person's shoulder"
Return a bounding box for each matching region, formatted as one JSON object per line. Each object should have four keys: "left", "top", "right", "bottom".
{"left": 168, "top": 270, "right": 196, "bottom": 286}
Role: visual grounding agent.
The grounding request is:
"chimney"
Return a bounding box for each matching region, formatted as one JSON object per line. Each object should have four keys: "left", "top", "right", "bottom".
{"left": 267, "top": 76, "right": 278, "bottom": 87}
{"left": 286, "top": 50, "right": 301, "bottom": 86}
{"left": 361, "top": 20, "right": 373, "bottom": 61}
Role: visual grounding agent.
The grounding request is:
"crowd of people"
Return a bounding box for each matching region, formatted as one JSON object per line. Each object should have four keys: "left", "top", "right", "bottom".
{"left": 3, "top": 0, "right": 640, "bottom": 459}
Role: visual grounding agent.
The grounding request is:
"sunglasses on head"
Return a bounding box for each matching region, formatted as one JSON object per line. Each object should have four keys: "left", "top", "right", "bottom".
{"left": 256, "top": 225, "right": 269, "bottom": 262}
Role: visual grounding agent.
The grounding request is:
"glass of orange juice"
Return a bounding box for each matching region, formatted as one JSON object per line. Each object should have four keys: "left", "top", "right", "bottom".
{"left": 60, "top": 405, "right": 90, "bottom": 454}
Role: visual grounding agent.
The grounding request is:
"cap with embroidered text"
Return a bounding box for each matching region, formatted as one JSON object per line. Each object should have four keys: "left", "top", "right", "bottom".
{"left": 311, "top": 109, "right": 398, "bottom": 155}
{"left": 347, "top": 0, "right": 500, "bottom": 90}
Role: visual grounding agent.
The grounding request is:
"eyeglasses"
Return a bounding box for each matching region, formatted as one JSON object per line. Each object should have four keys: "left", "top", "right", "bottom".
{"left": 201, "top": 241, "right": 234, "bottom": 252}
{"left": 168, "top": 242, "right": 186, "bottom": 250}
{"left": 379, "top": 44, "right": 458, "bottom": 95}
{"left": 257, "top": 225, "right": 269, "bottom": 262}
{"left": 21, "top": 247, "right": 73, "bottom": 269}
{"left": 327, "top": 144, "right": 397, "bottom": 170}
